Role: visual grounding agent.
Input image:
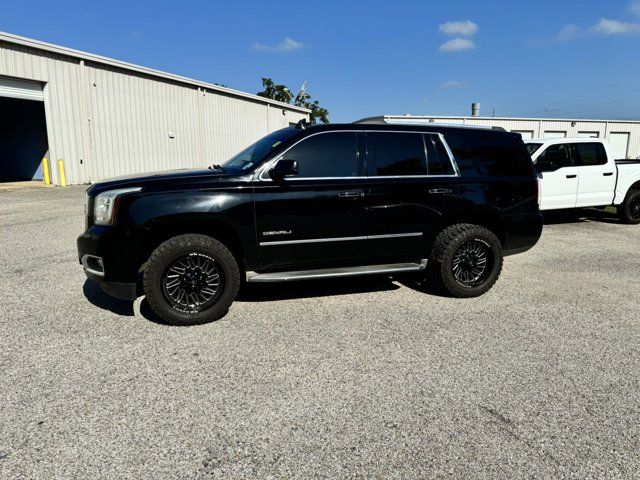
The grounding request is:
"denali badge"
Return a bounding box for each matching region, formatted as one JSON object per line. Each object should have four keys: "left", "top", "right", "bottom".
{"left": 263, "top": 230, "right": 292, "bottom": 236}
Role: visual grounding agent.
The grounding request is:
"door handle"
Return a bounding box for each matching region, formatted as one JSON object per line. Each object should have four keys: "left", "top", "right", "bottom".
{"left": 566, "top": 174, "right": 577, "bottom": 179}
{"left": 429, "top": 188, "right": 452, "bottom": 194}
{"left": 603, "top": 172, "right": 614, "bottom": 177}
{"left": 338, "top": 191, "right": 364, "bottom": 198}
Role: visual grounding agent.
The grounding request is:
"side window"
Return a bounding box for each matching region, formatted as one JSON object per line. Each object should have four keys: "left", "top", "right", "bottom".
{"left": 536, "top": 144, "right": 572, "bottom": 172}
{"left": 282, "top": 132, "right": 357, "bottom": 177}
{"left": 443, "top": 130, "right": 534, "bottom": 177}
{"left": 369, "top": 132, "right": 427, "bottom": 176}
{"left": 426, "top": 135, "right": 455, "bottom": 175}
{"left": 571, "top": 143, "right": 607, "bottom": 166}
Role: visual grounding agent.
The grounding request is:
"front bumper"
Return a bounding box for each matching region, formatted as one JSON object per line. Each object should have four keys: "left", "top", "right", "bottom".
{"left": 77, "top": 225, "right": 145, "bottom": 300}
{"left": 86, "top": 275, "right": 138, "bottom": 300}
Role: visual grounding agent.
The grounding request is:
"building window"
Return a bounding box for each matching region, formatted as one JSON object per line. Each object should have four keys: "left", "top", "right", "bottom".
{"left": 609, "top": 132, "right": 630, "bottom": 160}
{"left": 543, "top": 131, "right": 567, "bottom": 139}
{"left": 577, "top": 131, "right": 599, "bottom": 138}
{"left": 511, "top": 130, "right": 534, "bottom": 139}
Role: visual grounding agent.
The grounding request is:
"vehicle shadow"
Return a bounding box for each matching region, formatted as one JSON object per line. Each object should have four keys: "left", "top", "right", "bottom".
{"left": 542, "top": 208, "right": 620, "bottom": 225}
{"left": 83, "top": 278, "right": 178, "bottom": 325}
{"left": 84, "top": 274, "right": 447, "bottom": 324}
{"left": 236, "top": 275, "right": 401, "bottom": 302}
{"left": 395, "top": 273, "right": 450, "bottom": 298}
{"left": 83, "top": 279, "right": 135, "bottom": 316}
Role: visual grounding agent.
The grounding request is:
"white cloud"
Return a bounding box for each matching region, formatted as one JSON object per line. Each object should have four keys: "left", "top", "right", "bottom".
{"left": 439, "top": 20, "right": 479, "bottom": 36}
{"left": 440, "top": 80, "right": 468, "bottom": 89}
{"left": 630, "top": 0, "right": 640, "bottom": 16}
{"left": 439, "top": 38, "right": 476, "bottom": 52}
{"left": 590, "top": 18, "right": 640, "bottom": 35}
{"left": 555, "top": 24, "right": 581, "bottom": 42}
{"left": 252, "top": 37, "right": 304, "bottom": 52}
{"left": 550, "top": 17, "right": 640, "bottom": 43}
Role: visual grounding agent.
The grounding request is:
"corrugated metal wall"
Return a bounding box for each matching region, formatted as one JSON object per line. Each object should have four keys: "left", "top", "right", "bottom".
{"left": 382, "top": 116, "right": 640, "bottom": 159}
{"left": 0, "top": 40, "right": 307, "bottom": 185}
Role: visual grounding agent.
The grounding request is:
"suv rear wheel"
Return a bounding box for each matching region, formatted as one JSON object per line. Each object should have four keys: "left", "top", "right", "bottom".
{"left": 144, "top": 234, "right": 240, "bottom": 326}
{"left": 618, "top": 190, "right": 640, "bottom": 225}
{"left": 429, "top": 224, "right": 503, "bottom": 298}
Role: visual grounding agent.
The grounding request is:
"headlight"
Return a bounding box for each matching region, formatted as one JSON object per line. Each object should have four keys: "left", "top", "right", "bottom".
{"left": 93, "top": 187, "right": 142, "bottom": 225}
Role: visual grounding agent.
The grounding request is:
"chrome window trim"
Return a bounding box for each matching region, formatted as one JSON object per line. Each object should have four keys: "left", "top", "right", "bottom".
{"left": 259, "top": 232, "right": 422, "bottom": 247}
{"left": 434, "top": 132, "right": 461, "bottom": 176}
{"left": 254, "top": 129, "right": 461, "bottom": 182}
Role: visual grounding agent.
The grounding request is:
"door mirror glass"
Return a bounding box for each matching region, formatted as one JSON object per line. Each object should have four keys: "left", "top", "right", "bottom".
{"left": 269, "top": 159, "right": 299, "bottom": 180}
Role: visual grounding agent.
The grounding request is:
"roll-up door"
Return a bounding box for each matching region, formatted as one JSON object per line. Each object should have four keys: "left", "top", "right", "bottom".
{"left": 0, "top": 76, "right": 44, "bottom": 102}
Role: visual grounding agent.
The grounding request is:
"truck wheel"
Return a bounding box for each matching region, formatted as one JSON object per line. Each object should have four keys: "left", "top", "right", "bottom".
{"left": 430, "top": 224, "right": 503, "bottom": 298}
{"left": 143, "top": 234, "right": 240, "bottom": 326}
{"left": 618, "top": 190, "right": 640, "bottom": 225}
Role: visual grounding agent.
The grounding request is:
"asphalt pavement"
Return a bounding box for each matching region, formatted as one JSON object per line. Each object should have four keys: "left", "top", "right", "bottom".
{"left": 1, "top": 185, "right": 639, "bottom": 479}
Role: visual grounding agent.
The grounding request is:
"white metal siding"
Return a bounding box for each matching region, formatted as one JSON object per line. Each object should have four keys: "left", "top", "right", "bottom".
{"left": 0, "top": 38, "right": 308, "bottom": 185}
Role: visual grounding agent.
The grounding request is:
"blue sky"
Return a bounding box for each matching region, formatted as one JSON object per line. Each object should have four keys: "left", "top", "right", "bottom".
{"left": 3, "top": 0, "right": 640, "bottom": 122}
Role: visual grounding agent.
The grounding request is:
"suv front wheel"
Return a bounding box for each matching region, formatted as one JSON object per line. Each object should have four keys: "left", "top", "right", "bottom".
{"left": 429, "top": 224, "right": 503, "bottom": 298}
{"left": 144, "top": 234, "right": 240, "bottom": 326}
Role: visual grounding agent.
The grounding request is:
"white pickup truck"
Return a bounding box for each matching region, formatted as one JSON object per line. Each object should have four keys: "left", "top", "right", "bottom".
{"left": 525, "top": 138, "right": 640, "bottom": 224}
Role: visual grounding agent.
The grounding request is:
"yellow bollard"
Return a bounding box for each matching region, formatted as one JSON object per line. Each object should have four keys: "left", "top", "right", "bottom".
{"left": 57, "top": 159, "right": 67, "bottom": 187}
{"left": 42, "top": 158, "right": 51, "bottom": 185}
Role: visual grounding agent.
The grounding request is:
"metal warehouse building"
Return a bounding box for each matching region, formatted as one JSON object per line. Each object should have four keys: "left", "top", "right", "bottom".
{"left": 360, "top": 111, "right": 640, "bottom": 160}
{"left": 0, "top": 32, "right": 309, "bottom": 186}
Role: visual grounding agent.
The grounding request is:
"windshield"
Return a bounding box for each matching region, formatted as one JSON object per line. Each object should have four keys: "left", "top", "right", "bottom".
{"left": 218, "top": 128, "right": 300, "bottom": 173}
{"left": 526, "top": 143, "right": 543, "bottom": 155}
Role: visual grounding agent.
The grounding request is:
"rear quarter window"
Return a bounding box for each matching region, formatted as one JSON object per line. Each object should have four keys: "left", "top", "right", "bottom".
{"left": 442, "top": 130, "right": 534, "bottom": 177}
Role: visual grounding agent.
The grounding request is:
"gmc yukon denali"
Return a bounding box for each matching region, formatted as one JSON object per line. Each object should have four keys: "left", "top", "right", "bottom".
{"left": 78, "top": 122, "right": 543, "bottom": 325}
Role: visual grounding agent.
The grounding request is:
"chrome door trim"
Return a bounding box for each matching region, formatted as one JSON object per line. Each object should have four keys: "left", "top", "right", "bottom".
{"left": 259, "top": 232, "right": 423, "bottom": 247}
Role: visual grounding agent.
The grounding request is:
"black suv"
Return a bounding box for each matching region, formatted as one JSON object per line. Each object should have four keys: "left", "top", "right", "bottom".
{"left": 78, "top": 122, "right": 542, "bottom": 325}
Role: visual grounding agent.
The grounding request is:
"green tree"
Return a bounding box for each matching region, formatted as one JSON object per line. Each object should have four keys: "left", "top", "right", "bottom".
{"left": 257, "top": 77, "right": 329, "bottom": 124}
{"left": 256, "top": 78, "right": 292, "bottom": 104}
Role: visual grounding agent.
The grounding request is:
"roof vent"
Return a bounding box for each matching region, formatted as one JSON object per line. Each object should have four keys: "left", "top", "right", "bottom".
{"left": 471, "top": 103, "right": 481, "bottom": 117}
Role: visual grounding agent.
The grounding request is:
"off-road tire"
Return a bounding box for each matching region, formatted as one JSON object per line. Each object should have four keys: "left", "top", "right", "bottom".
{"left": 618, "top": 190, "right": 640, "bottom": 225}
{"left": 429, "top": 223, "right": 503, "bottom": 298}
{"left": 144, "top": 234, "right": 240, "bottom": 326}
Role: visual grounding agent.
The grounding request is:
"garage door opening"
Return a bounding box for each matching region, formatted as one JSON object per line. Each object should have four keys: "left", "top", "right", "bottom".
{"left": 0, "top": 77, "right": 48, "bottom": 183}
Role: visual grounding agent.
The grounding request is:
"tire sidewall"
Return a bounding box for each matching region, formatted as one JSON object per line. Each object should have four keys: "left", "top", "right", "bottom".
{"left": 144, "top": 236, "right": 240, "bottom": 325}
{"left": 439, "top": 228, "right": 503, "bottom": 297}
{"left": 622, "top": 191, "right": 640, "bottom": 225}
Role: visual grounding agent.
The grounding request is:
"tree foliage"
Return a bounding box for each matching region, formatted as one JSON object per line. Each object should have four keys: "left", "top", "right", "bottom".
{"left": 257, "top": 77, "right": 329, "bottom": 124}
{"left": 256, "top": 78, "right": 292, "bottom": 104}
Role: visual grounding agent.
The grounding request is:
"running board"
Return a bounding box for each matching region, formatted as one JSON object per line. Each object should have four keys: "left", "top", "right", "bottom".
{"left": 246, "top": 260, "right": 427, "bottom": 283}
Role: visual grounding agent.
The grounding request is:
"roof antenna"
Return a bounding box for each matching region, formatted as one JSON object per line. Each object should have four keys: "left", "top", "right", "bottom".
{"left": 295, "top": 118, "right": 308, "bottom": 130}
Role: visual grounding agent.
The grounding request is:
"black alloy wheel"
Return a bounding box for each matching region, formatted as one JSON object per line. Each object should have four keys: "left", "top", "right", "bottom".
{"left": 162, "top": 253, "right": 224, "bottom": 313}
{"left": 451, "top": 239, "right": 493, "bottom": 288}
